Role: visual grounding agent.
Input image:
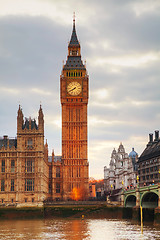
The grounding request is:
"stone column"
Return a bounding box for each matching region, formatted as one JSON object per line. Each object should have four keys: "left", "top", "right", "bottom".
{"left": 121, "top": 190, "right": 124, "bottom": 206}
{"left": 136, "top": 189, "right": 140, "bottom": 207}
{"left": 158, "top": 183, "right": 160, "bottom": 208}
{"left": 154, "top": 184, "right": 160, "bottom": 224}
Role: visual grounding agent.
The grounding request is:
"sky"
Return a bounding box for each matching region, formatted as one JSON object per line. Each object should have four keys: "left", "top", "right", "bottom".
{"left": 0, "top": 0, "right": 160, "bottom": 179}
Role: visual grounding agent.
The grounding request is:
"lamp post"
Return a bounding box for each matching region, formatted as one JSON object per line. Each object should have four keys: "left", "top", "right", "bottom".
{"left": 121, "top": 180, "right": 124, "bottom": 206}
{"left": 122, "top": 180, "right": 124, "bottom": 190}
{"left": 111, "top": 184, "right": 113, "bottom": 196}
{"left": 136, "top": 175, "right": 143, "bottom": 233}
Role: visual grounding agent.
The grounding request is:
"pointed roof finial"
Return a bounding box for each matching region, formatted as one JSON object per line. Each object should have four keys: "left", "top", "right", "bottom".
{"left": 73, "top": 12, "right": 75, "bottom": 25}
{"left": 39, "top": 103, "right": 43, "bottom": 117}
{"left": 18, "top": 103, "right": 23, "bottom": 115}
{"left": 39, "top": 102, "right": 42, "bottom": 111}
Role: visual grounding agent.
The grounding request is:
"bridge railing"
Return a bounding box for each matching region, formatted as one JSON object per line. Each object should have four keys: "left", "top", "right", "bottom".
{"left": 123, "top": 184, "right": 159, "bottom": 195}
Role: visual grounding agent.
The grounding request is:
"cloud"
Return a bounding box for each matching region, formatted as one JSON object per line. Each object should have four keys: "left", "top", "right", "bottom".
{"left": 31, "top": 88, "right": 52, "bottom": 96}
{"left": 0, "top": 0, "right": 70, "bottom": 24}
{"left": 0, "top": 0, "right": 96, "bottom": 27}
{"left": 131, "top": 0, "right": 160, "bottom": 17}
{"left": 89, "top": 52, "right": 160, "bottom": 68}
{"left": 45, "top": 114, "right": 61, "bottom": 129}
{"left": 0, "top": 0, "right": 160, "bottom": 178}
{"left": 0, "top": 87, "right": 19, "bottom": 95}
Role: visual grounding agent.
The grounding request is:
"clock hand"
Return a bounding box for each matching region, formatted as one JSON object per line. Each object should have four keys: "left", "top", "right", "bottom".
{"left": 69, "top": 87, "right": 76, "bottom": 92}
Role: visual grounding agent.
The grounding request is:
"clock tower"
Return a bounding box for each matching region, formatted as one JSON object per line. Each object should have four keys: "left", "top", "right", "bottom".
{"left": 60, "top": 17, "right": 89, "bottom": 200}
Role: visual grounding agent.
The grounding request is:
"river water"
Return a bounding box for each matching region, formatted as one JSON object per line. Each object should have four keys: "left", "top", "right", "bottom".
{"left": 0, "top": 218, "right": 160, "bottom": 240}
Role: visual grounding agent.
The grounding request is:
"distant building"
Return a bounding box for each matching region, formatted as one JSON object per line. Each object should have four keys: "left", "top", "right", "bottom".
{"left": 137, "top": 130, "right": 160, "bottom": 187}
{"left": 104, "top": 143, "right": 138, "bottom": 193}
{"left": 89, "top": 183, "right": 96, "bottom": 198}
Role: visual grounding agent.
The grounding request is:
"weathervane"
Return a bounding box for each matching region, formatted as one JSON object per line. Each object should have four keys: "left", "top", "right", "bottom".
{"left": 73, "top": 12, "right": 75, "bottom": 24}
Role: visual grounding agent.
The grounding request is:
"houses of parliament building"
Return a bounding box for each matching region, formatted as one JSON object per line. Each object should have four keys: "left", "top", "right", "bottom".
{"left": 0, "top": 18, "right": 89, "bottom": 206}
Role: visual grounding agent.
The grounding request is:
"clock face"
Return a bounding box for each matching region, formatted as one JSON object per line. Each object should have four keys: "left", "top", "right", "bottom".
{"left": 67, "top": 82, "right": 82, "bottom": 96}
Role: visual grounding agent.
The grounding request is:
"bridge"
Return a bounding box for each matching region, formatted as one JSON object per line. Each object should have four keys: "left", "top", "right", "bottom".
{"left": 122, "top": 183, "right": 160, "bottom": 208}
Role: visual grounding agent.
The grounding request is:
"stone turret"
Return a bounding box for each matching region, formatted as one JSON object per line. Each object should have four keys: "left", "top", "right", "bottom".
{"left": 17, "top": 105, "right": 24, "bottom": 133}
{"left": 118, "top": 142, "right": 125, "bottom": 154}
{"left": 111, "top": 148, "right": 116, "bottom": 157}
{"left": 44, "top": 139, "right": 48, "bottom": 162}
{"left": 38, "top": 105, "right": 44, "bottom": 132}
{"left": 52, "top": 149, "right": 55, "bottom": 162}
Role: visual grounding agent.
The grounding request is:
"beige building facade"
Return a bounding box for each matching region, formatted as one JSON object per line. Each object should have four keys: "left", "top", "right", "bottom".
{"left": 0, "top": 105, "right": 49, "bottom": 207}
{"left": 0, "top": 18, "right": 89, "bottom": 205}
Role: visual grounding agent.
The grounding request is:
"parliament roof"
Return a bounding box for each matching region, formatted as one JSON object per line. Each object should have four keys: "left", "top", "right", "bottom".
{"left": 22, "top": 118, "right": 38, "bottom": 130}
{"left": 63, "top": 56, "right": 85, "bottom": 70}
{"left": 0, "top": 136, "right": 17, "bottom": 149}
{"left": 138, "top": 139, "right": 160, "bottom": 162}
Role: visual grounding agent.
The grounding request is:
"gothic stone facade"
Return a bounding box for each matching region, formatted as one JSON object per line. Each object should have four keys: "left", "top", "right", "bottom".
{"left": 104, "top": 143, "right": 138, "bottom": 193}
{"left": 0, "top": 19, "right": 89, "bottom": 205}
{"left": 0, "top": 106, "right": 49, "bottom": 207}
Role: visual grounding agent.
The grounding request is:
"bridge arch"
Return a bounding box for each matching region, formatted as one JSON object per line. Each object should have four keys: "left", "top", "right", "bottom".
{"left": 125, "top": 194, "right": 136, "bottom": 208}
{"left": 141, "top": 191, "right": 158, "bottom": 208}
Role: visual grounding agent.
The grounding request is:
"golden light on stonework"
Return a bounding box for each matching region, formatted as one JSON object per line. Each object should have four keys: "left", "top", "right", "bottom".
{"left": 70, "top": 187, "right": 88, "bottom": 201}
{"left": 71, "top": 188, "right": 80, "bottom": 201}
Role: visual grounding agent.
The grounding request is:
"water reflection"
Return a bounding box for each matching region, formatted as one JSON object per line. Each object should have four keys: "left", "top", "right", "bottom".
{"left": 0, "top": 218, "right": 160, "bottom": 240}
{"left": 0, "top": 220, "right": 44, "bottom": 240}
{"left": 42, "top": 219, "right": 89, "bottom": 240}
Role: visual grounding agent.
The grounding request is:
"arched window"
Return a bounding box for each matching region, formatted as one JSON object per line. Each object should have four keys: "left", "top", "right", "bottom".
{"left": 72, "top": 50, "right": 78, "bottom": 56}
{"left": 27, "top": 139, "right": 33, "bottom": 148}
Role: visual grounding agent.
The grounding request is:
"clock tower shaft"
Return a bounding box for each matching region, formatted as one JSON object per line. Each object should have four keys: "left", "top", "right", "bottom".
{"left": 60, "top": 18, "right": 89, "bottom": 200}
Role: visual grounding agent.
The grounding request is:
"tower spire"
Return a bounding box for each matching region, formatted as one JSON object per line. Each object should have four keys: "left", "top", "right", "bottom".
{"left": 63, "top": 14, "right": 86, "bottom": 70}
{"left": 73, "top": 12, "right": 76, "bottom": 31}
{"left": 69, "top": 12, "right": 79, "bottom": 46}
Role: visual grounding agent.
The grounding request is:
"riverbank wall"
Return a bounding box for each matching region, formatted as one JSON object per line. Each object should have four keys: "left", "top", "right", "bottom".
{"left": 44, "top": 202, "right": 124, "bottom": 219}
{"left": 0, "top": 207, "right": 44, "bottom": 219}
{"left": 0, "top": 202, "right": 160, "bottom": 223}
